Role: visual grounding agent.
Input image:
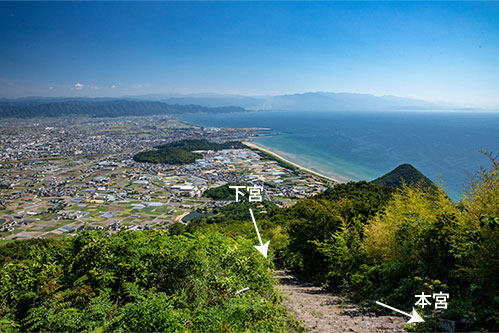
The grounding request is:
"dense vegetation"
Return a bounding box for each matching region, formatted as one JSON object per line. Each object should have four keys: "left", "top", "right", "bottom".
{"left": 371, "top": 163, "right": 437, "bottom": 190}
{"left": 133, "top": 147, "right": 202, "bottom": 165}
{"left": 0, "top": 232, "right": 297, "bottom": 331}
{"left": 181, "top": 157, "right": 499, "bottom": 331}
{"left": 134, "top": 140, "right": 244, "bottom": 165}
{"left": 0, "top": 100, "right": 246, "bottom": 118}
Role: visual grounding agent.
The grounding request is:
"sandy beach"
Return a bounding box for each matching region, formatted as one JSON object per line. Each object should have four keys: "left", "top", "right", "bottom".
{"left": 242, "top": 141, "right": 340, "bottom": 183}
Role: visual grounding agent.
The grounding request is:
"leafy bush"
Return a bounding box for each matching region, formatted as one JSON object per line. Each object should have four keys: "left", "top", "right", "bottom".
{"left": 0, "top": 231, "right": 294, "bottom": 331}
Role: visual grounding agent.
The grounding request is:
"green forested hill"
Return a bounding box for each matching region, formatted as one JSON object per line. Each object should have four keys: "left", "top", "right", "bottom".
{"left": 133, "top": 139, "right": 244, "bottom": 165}
{"left": 133, "top": 147, "right": 202, "bottom": 164}
{"left": 371, "top": 163, "right": 437, "bottom": 190}
{"left": 0, "top": 100, "right": 246, "bottom": 118}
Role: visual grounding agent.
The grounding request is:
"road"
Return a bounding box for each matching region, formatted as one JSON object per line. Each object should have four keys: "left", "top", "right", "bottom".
{"left": 274, "top": 270, "right": 406, "bottom": 332}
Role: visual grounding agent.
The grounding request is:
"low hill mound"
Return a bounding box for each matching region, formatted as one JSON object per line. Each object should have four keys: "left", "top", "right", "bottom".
{"left": 371, "top": 163, "right": 437, "bottom": 190}
{"left": 133, "top": 139, "right": 243, "bottom": 165}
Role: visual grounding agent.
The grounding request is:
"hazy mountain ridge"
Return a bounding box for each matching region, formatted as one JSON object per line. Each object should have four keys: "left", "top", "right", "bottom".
{"left": 128, "top": 92, "right": 447, "bottom": 111}
{"left": 260, "top": 92, "right": 437, "bottom": 111}
{"left": 0, "top": 100, "right": 246, "bottom": 118}
{"left": 1, "top": 92, "right": 493, "bottom": 116}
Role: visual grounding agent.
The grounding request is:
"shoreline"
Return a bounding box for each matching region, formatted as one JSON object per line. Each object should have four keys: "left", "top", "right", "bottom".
{"left": 242, "top": 141, "right": 341, "bottom": 183}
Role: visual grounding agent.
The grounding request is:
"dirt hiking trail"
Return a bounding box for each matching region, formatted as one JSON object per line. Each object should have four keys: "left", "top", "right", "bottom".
{"left": 275, "top": 270, "right": 406, "bottom": 332}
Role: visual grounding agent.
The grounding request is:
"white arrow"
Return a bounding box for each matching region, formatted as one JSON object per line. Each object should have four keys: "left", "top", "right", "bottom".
{"left": 249, "top": 208, "right": 270, "bottom": 258}
{"left": 375, "top": 301, "right": 424, "bottom": 324}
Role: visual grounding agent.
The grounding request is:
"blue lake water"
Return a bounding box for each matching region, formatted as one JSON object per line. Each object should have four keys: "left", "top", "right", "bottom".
{"left": 178, "top": 110, "right": 499, "bottom": 201}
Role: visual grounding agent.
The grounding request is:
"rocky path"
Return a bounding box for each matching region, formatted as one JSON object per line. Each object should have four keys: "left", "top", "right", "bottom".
{"left": 275, "top": 270, "right": 406, "bottom": 332}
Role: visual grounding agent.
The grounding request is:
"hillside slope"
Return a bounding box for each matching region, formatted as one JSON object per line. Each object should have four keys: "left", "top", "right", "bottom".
{"left": 0, "top": 232, "right": 295, "bottom": 331}
{"left": 371, "top": 163, "right": 437, "bottom": 190}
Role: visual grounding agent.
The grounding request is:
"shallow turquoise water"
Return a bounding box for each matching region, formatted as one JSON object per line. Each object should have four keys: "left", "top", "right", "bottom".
{"left": 179, "top": 110, "right": 499, "bottom": 200}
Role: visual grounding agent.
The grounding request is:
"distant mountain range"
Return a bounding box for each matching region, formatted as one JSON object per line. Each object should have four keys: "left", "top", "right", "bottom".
{"left": 126, "top": 92, "right": 446, "bottom": 111}
{"left": 0, "top": 91, "right": 489, "bottom": 118}
{"left": 0, "top": 100, "right": 245, "bottom": 118}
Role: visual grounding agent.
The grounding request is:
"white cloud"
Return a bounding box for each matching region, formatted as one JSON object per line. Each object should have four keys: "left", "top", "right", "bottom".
{"left": 74, "top": 83, "right": 84, "bottom": 90}
{"left": 111, "top": 85, "right": 116, "bottom": 89}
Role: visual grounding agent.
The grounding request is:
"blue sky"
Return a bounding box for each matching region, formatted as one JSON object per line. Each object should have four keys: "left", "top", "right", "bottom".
{"left": 1, "top": 1, "right": 498, "bottom": 106}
